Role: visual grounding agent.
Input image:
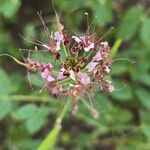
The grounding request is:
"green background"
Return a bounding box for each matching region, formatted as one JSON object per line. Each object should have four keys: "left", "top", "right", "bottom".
{"left": 0, "top": 0, "right": 150, "bottom": 149}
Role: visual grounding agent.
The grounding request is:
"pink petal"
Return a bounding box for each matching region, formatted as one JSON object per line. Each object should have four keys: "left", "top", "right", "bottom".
{"left": 84, "top": 43, "right": 94, "bottom": 52}
{"left": 54, "top": 31, "right": 63, "bottom": 41}
{"left": 93, "top": 51, "right": 103, "bottom": 62}
{"left": 42, "top": 44, "right": 50, "bottom": 50}
{"left": 78, "top": 72, "right": 90, "bottom": 85}
{"left": 41, "top": 68, "right": 50, "bottom": 78}
{"left": 57, "top": 68, "right": 66, "bottom": 80}
{"left": 56, "top": 42, "right": 61, "bottom": 51}
{"left": 86, "top": 62, "right": 98, "bottom": 72}
{"left": 104, "top": 66, "right": 110, "bottom": 73}
{"left": 72, "top": 36, "right": 82, "bottom": 43}
{"left": 81, "top": 77, "right": 90, "bottom": 85}
{"left": 41, "top": 72, "right": 47, "bottom": 79}
{"left": 57, "top": 72, "right": 65, "bottom": 80}
{"left": 47, "top": 74, "right": 55, "bottom": 82}
{"left": 69, "top": 70, "right": 76, "bottom": 81}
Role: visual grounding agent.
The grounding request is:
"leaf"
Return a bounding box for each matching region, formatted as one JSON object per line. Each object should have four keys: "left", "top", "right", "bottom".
{"left": 16, "top": 139, "right": 41, "bottom": 150}
{"left": 28, "top": 73, "right": 44, "bottom": 88}
{"left": 141, "top": 124, "right": 150, "bottom": 141}
{"left": 0, "top": 101, "right": 12, "bottom": 120}
{"left": 0, "top": 68, "right": 12, "bottom": 95}
{"left": 117, "top": 6, "right": 143, "bottom": 40}
{"left": 111, "top": 62, "right": 128, "bottom": 75}
{"left": 94, "top": 0, "right": 113, "bottom": 25}
{"left": 26, "top": 116, "right": 46, "bottom": 134}
{"left": 23, "top": 24, "right": 37, "bottom": 46}
{"left": 135, "top": 88, "right": 150, "bottom": 109}
{"left": 140, "top": 17, "right": 150, "bottom": 47}
{"left": 0, "top": 0, "right": 21, "bottom": 18}
{"left": 111, "top": 81, "right": 133, "bottom": 101}
{"left": 15, "top": 104, "right": 38, "bottom": 119}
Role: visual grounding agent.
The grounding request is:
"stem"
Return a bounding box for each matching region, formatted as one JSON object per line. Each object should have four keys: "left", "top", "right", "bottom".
{"left": 0, "top": 95, "right": 53, "bottom": 102}
{"left": 37, "top": 100, "right": 71, "bottom": 150}
{"left": 62, "top": 43, "right": 68, "bottom": 57}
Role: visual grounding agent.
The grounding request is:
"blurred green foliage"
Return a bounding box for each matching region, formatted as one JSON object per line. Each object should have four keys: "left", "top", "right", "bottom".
{"left": 0, "top": 0, "right": 150, "bottom": 149}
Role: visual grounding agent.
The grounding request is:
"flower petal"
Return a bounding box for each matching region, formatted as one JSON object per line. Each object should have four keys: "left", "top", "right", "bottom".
{"left": 72, "top": 36, "right": 82, "bottom": 43}
{"left": 41, "top": 68, "right": 50, "bottom": 78}
{"left": 54, "top": 31, "right": 63, "bottom": 41}
{"left": 78, "top": 72, "right": 90, "bottom": 85}
{"left": 86, "top": 62, "right": 98, "bottom": 72}
{"left": 47, "top": 74, "right": 55, "bottom": 82}
{"left": 93, "top": 51, "right": 103, "bottom": 62}
{"left": 69, "top": 70, "right": 76, "bottom": 81}
{"left": 84, "top": 43, "right": 94, "bottom": 52}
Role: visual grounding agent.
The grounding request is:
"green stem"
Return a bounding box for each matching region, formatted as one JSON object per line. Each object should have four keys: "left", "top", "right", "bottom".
{"left": 62, "top": 43, "right": 68, "bottom": 57}
{"left": 0, "top": 95, "right": 53, "bottom": 102}
{"left": 37, "top": 100, "right": 71, "bottom": 150}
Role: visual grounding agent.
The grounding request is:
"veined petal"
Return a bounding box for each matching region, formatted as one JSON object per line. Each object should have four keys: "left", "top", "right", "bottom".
{"left": 54, "top": 31, "right": 63, "bottom": 41}
{"left": 41, "top": 68, "right": 50, "bottom": 78}
{"left": 47, "top": 74, "right": 55, "bottom": 82}
{"left": 56, "top": 42, "right": 61, "bottom": 51}
{"left": 69, "top": 70, "right": 76, "bottom": 81}
{"left": 84, "top": 43, "right": 94, "bottom": 52}
{"left": 78, "top": 72, "right": 90, "bottom": 85}
{"left": 86, "top": 62, "right": 98, "bottom": 72}
{"left": 104, "top": 66, "right": 110, "bottom": 73}
{"left": 93, "top": 51, "right": 103, "bottom": 62}
{"left": 72, "top": 36, "right": 82, "bottom": 43}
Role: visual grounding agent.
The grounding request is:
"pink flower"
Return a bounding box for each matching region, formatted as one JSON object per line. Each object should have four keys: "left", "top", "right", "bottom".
{"left": 72, "top": 35, "right": 94, "bottom": 52}
{"left": 93, "top": 51, "right": 103, "bottom": 62}
{"left": 41, "top": 68, "right": 50, "bottom": 78}
{"left": 84, "top": 43, "right": 94, "bottom": 52}
{"left": 72, "top": 36, "right": 82, "bottom": 43}
{"left": 54, "top": 31, "right": 64, "bottom": 42}
{"left": 104, "top": 65, "right": 110, "bottom": 73}
{"left": 78, "top": 72, "right": 90, "bottom": 85}
{"left": 86, "top": 62, "right": 98, "bottom": 72}
{"left": 47, "top": 74, "right": 55, "bottom": 82}
{"left": 69, "top": 70, "right": 76, "bottom": 81}
{"left": 41, "top": 68, "right": 55, "bottom": 82}
{"left": 56, "top": 42, "right": 61, "bottom": 51}
{"left": 57, "top": 68, "right": 67, "bottom": 80}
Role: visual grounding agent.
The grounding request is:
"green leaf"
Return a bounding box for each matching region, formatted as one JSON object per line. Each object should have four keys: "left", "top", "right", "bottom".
{"left": 141, "top": 124, "right": 150, "bottom": 141}
{"left": 140, "top": 17, "right": 150, "bottom": 47}
{"left": 117, "top": 6, "right": 143, "bottom": 40}
{"left": 28, "top": 73, "right": 44, "bottom": 88}
{"left": 26, "top": 116, "right": 46, "bottom": 134}
{"left": 111, "top": 62, "right": 128, "bottom": 75}
{"left": 15, "top": 104, "right": 38, "bottom": 119}
{"left": 111, "top": 81, "right": 133, "bottom": 101}
{"left": 0, "top": 101, "right": 12, "bottom": 120}
{"left": 94, "top": 0, "right": 113, "bottom": 25}
{"left": 0, "top": 69, "right": 12, "bottom": 95}
{"left": 23, "top": 24, "right": 37, "bottom": 46}
{"left": 0, "top": 0, "right": 21, "bottom": 18}
{"left": 135, "top": 88, "right": 150, "bottom": 109}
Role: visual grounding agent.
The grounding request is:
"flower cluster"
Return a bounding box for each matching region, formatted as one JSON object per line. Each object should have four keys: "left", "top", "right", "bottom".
{"left": 3, "top": 16, "right": 115, "bottom": 118}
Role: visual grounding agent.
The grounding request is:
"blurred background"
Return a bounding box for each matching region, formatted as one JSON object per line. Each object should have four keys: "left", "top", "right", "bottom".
{"left": 0, "top": 0, "right": 150, "bottom": 149}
